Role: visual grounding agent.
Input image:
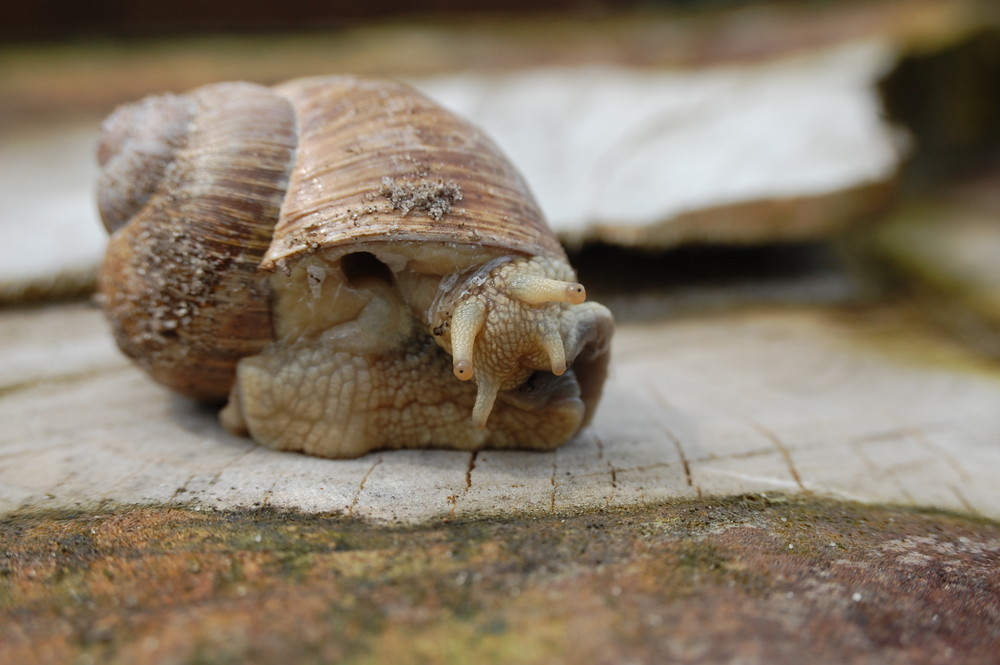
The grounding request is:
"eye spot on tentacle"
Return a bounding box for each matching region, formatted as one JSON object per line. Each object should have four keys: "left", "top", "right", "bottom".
{"left": 453, "top": 359, "right": 473, "bottom": 381}
{"left": 449, "top": 300, "right": 486, "bottom": 382}
{"left": 509, "top": 274, "right": 588, "bottom": 307}
{"left": 565, "top": 283, "right": 586, "bottom": 304}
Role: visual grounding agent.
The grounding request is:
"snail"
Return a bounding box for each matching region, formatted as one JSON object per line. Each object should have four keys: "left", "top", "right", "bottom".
{"left": 95, "top": 75, "right": 614, "bottom": 459}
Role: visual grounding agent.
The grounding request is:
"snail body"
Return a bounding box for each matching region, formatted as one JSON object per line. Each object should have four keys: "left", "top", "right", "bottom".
{"left": 97, "top": 75, "right": 613, "bottom": 459}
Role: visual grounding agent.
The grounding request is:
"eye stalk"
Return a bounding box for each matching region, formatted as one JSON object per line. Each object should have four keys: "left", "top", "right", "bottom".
{"left": 509, "top": 275, "right": 586, "bottom": 306}
{"left": 450, "top": 299, "right": 487, "bottom": 381}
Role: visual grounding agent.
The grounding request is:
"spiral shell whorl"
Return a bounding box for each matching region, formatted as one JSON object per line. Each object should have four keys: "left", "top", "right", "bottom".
{"left": 97, "top": 82, "right": 297, "bottom": 400}
{"left": 97, "top": 94, "right": 194, "bottom": 234}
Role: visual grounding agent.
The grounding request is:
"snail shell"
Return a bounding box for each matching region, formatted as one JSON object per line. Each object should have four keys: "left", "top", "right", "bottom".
{"left": 97, "top": 75, "right": 613, "bottom": 459}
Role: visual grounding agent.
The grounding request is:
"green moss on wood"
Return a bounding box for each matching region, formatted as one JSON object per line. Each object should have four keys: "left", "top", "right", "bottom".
{"left": 1, "top": 495, "right": 998, "bottom": 664}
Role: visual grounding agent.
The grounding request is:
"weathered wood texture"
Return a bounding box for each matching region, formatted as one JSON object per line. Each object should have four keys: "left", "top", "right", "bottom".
{"left": 3, "top": 298, "right": 997, "bottom": 523}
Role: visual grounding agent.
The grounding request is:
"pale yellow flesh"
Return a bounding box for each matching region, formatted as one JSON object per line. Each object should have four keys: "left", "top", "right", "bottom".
{"left": 220, "top": 252, "right": 612, "bottom": 459}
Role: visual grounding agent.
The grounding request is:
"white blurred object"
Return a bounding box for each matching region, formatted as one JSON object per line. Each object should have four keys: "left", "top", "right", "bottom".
{"left": 0, "top": 40, "right": 901, "bottom": 300}
{"left": 415, "top": 40, "right": 901, "bottom": 242}
{"left": 0, "top": 120, "right": 105, "bottom": 300}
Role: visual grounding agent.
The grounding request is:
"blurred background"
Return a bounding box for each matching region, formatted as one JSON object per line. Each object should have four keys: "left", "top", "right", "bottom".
{"left": 1, "top": 0, "right": 999, "bottom": 348}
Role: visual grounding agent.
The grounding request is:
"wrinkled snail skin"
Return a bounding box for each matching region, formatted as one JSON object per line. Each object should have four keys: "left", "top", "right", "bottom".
{"left": 97, "top": 75, "right": 614, "bottom": 459}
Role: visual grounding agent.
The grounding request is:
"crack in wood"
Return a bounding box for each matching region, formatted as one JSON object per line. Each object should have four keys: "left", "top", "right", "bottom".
{"left": 852, "top": 425, "right": 944, "bottom": 445}
{"left": 948, "top": 484, "right": 979, "bottom": 516}
{"left": 881, "top": 458, "right": 936, "bottom": 475}
{"left": 615, "top": 461, "right": 674, "bottom": 475}
{"left": 447, "top": 452, "right": 479, "bottom": 521}
{"left": 648, "top": 385, "right": 693, "bottom": 488}
{"left": 850, "top": 438, "right": 880, "bottom": 473}
{"left": 725, "top": 447, "right": 780, "bottom": 461}
{"left": 207, "top": 447, "right": 255, "bottom": 487}
{"left": 894, "top": 479, "right": 916, "bottom": 505}
{"left": 89, "top": 459, "right": 153, "bottom": 498}
{"left": 593, "top": 434, "right": 604, "bottom": 461}
{"left": 259, "top": 473, "right": 282, "bottom": 509}
{"left": 465, "top": 451, "right": 478, "bottom": 491}
{"left": 0, "top": 365, "right": 130, "bottom": 399}
{"left": 592, "top": 434, "right": 618, "bottom": 505}
{"left": 549, "top": 459, "right": 558, "bottom": 513}
{"left": 168, "top": 474, "right": 195, "bottom": 503}
{"left": 347, "top": 457, "right": 382, "bottom": 518}
{"left": 852, "top": 431, "right": 938, "bottom": 505}
{"left": 910, "top": 428, "right": 973, "bottom": 484}
{"left": 852, "top": 436, "right": 917, "bottom": 504}
{"left": 663, "top": 424, "right": 693, "bottom": 487}
{"left": 751, "top": 421, "right": 807, "bottom": 492}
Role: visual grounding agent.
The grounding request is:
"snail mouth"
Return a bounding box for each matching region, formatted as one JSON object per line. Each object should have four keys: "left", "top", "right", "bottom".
{"left": 501, "top": 369, "right": 582, "bottom": 413}
{"left": 497, "top": 307, "right": 612, "bottom": 427}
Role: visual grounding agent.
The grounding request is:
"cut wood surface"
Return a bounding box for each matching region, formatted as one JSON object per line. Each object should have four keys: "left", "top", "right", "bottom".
{"left": 3, "top": 297, "right": 997, "bottom": 523}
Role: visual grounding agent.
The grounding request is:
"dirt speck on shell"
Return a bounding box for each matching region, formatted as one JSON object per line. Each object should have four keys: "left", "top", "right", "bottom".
{"left": 381, "top": 176, "right": 462, "bottom": 220}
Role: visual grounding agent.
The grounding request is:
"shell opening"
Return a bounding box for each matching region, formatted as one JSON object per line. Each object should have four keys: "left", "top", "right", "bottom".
{"left": 341, "top": 252, "right": 395, "bottom": 288}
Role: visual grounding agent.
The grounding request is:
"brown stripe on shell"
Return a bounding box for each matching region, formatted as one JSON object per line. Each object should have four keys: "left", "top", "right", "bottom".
{"left": 97, "top": 82, "right": 297, "bottom": 401}
{"left": 263, "top": 76, "right": 566, "bottom": 271}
